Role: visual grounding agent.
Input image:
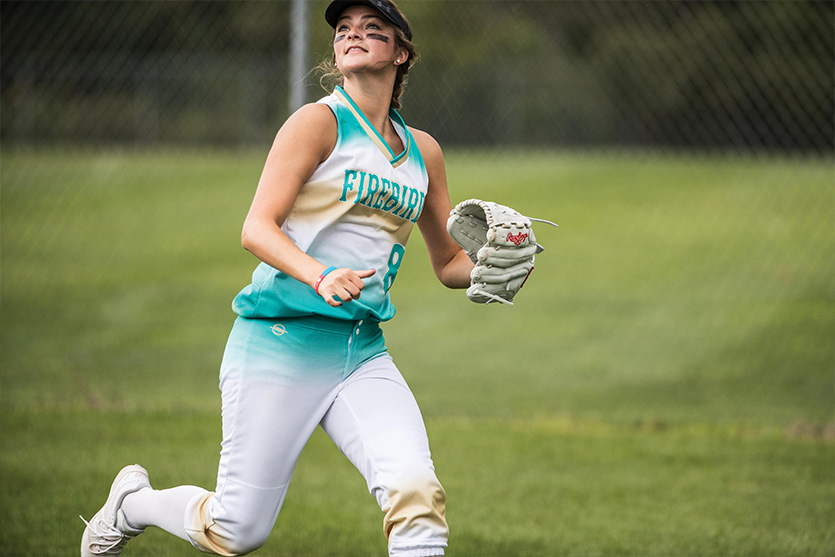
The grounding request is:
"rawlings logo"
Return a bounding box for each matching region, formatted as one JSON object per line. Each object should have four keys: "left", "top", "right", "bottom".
{"left": 506, "top": 232, "right": 528, "bottom": 246}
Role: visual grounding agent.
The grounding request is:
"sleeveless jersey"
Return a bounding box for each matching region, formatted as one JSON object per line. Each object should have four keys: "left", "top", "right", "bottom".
{"left": 232, "top": 86, "right": 429, "bottom": 322}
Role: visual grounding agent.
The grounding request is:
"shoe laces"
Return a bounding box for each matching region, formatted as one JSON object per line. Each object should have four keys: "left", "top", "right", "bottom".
{"left": 80, "top": 514, "right": 133, "bottom": 555}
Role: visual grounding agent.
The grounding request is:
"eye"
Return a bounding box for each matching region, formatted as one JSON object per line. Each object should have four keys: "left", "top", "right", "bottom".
{"left": 337, "top": 25, "right": 349, "bottom": 32}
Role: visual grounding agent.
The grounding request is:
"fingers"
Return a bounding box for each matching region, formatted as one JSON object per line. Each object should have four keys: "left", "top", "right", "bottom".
{"left": 477, "top": 244, "right": 538, "bottom": 267}
{"left": 355, "top": 268, "right": 377, "bottom": 279}
{"left": 317, "top": 268, "right": 376, "bottom": 307}
{"left": 471, "top": 260, "right": 532, "bottom": 284}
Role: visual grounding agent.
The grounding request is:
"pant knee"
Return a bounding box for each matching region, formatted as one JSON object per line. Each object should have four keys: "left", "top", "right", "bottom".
{"left": 184, "top": 492, "right": 270, "bottom": 556}
{"left": 211, "top": 524, "right": 269, "bottom": 556}
{"left": 383, "top": 470, "right": 449, "bottom": 549}
{"left": 215, "top": 529, "right": 269, "bottom": 556}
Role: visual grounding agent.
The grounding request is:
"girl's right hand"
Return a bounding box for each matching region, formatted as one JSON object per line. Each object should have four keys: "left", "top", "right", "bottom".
{"left": 317, "top": 268, "right": 376, "bottom": 307}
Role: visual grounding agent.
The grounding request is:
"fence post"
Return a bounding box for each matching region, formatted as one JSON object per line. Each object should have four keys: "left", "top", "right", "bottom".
{"left": 289, "top": 0, "right": 309, "bottom": 113}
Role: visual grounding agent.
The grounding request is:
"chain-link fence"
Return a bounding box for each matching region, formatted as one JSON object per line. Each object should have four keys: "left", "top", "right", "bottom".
{"left": 1, "top": 1, "right": 833, "bottom": 417}
{"left": 2, "top": 0, "right": 832, "bottom": 152}
{"left": 1, "top": 7, "right": 833, "bottom": 554}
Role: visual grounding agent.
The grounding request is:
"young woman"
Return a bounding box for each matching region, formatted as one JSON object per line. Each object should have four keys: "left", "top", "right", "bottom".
{"left": 80, "top": 1, "right": 473, "bottom": 556}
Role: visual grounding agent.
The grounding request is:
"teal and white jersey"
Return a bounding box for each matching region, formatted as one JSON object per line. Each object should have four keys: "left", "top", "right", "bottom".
{"left": 233, "top": 86, "right": 428, "bottom": 322}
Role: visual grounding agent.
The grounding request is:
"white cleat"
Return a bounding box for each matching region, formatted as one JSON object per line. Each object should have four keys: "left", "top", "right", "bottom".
{"left": 80, "top": 464, "right": 151, "bottom": 556}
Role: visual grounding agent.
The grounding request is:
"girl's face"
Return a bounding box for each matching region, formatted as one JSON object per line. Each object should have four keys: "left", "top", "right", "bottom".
{"left": 333, "top": 5, "right": 406, "bottom": 74}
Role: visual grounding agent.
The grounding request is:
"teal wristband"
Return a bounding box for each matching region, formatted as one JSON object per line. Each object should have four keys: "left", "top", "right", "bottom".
{"left": 314, "top": 266, "right": 338, "bottom": 295}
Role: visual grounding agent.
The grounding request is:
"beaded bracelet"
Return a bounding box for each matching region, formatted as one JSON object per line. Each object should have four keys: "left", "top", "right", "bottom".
{"left": 314, "top": 266, "right": 338, "bottom": 295}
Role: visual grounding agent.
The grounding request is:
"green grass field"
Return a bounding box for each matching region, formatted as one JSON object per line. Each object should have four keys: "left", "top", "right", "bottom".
{"left": 1, "top": 149, "right": 833, "bottom": 556}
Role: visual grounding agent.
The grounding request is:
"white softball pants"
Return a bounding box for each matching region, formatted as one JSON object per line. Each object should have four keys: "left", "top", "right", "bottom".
{"left": 184, "top": 316, "right": 448, "bottom": 557}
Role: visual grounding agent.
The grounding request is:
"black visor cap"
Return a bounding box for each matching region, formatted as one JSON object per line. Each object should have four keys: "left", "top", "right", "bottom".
{"left": 325, "top": 0, "right": 412, "bottom": 41}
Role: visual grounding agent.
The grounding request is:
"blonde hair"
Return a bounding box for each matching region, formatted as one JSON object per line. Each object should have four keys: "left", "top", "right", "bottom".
{"left": 316, "top": 1, "right": 418, "bottom": 110}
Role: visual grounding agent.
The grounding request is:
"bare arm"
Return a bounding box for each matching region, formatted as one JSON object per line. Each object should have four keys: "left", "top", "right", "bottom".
{"left": 412, "top": 129, "right": 473, "bottom": 289}
{"left": 241, "top": 104, "right": 374, "bottom": 306}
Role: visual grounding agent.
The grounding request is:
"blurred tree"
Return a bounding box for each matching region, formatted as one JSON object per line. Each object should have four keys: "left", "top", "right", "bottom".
{"left": 2, "top": 0, "right": 831, "bottom": 152}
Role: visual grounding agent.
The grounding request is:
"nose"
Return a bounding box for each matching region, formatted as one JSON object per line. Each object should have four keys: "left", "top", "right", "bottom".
{"left": 346, "top": 26, "right": 362, "bottom": 40}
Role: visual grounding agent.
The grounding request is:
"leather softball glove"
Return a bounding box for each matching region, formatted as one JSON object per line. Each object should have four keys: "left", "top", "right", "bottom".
{"left": 447, "top": 199, "right": 557, "bottom": 305}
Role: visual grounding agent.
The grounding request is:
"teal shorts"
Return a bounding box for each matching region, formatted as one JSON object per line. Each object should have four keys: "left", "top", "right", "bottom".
{"left": 219, "top": 315, "right": 388, "bottom": 384}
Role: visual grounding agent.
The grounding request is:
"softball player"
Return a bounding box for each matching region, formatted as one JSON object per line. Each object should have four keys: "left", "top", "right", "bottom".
{"left": 80, "top": 1, "right": 475, "bottom": 556}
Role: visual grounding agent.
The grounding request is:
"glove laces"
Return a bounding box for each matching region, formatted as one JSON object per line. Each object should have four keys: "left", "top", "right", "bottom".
{"left": 529, "top": 217, "right": 559, "bottom": 228}
{"left": 469, "top": 287, "right": 515, "bottom": 306}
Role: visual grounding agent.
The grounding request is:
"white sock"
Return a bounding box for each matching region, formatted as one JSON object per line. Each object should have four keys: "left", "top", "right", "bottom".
{"left": 121, "top": 485, "right": 209, "bottom": 541}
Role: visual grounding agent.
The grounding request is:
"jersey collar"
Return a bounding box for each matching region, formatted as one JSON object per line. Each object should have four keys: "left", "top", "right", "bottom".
{"left": 334, "top": 86, "right": 411, "bottom": 168}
